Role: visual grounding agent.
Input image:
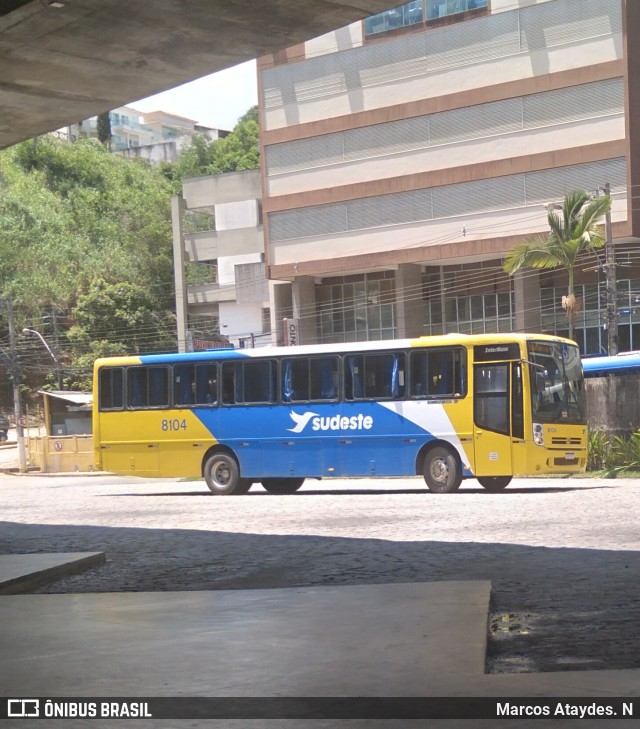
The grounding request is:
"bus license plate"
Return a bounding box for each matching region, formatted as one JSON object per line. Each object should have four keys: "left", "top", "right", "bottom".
{"left": 565, "top": 452, "right": 576, "bottom": 460}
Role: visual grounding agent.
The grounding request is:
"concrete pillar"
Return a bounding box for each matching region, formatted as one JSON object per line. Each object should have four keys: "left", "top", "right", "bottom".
{"left": 269, "top": 281, "right": 293, "bottom": 346}
{"left": 171, "top": 195, "right": 189, "bottom": 352}
{"left": 292, "top": 276, "right": 317, "bottom": 344}
{"left": 514, "top": 270, "right": 541, "bottom": 333}
{"left": 395, "top": 264, "right": 423, "bottom": 338}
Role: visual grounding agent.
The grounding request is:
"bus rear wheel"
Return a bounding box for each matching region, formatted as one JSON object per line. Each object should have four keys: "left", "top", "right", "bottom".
{"left": 261, "top": 478, "right": 305, "bottom": 494}
{"left": 423, "top": 446, "right": 462, "bottom": 493}
{"left": 204, "top": 452, "right": 252, "bottom": 495}
{"left": 477, "top": 476, "right": 512, "bottom": 492}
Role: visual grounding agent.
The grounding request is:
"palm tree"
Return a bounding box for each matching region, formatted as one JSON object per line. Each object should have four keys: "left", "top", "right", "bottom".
{"left": 503, "top": 189, "right": 611, "bottom": 341}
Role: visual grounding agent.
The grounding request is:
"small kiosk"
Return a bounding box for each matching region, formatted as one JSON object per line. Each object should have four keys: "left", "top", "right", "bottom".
{"left": 28, "top": 391, "right": 95, "bottom": 473}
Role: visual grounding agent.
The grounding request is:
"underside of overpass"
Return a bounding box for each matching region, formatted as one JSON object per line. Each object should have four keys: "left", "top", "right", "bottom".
{"left": 0, "top": 0, "right": 391, "bottom": 150}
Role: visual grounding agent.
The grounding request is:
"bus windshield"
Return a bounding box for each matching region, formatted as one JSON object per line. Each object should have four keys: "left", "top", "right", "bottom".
{"left": 527, "top": 341, "right": 585, "bottom": 423}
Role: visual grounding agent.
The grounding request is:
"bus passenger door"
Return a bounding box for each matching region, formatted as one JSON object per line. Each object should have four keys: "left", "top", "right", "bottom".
{"left": 473, "top": 362, "right": 513, "bottom": 477}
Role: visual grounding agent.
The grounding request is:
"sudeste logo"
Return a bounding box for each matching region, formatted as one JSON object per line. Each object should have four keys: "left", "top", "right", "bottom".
{"left": 288, "top": 410, "right": 374, "bottom": 433}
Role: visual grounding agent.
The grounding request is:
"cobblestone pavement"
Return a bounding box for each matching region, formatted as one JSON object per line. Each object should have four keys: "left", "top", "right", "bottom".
{"left": 2, "top": 472, "right": 639, "bottom": 675}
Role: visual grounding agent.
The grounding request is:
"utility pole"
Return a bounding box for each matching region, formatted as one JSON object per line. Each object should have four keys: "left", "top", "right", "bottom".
{"left": 603, "top": 183, "right": 618, "bottom": 355}
{"left": 51, "top": 308, "right": 63, "bottom": 389}
{"left": 6, "top": 297, "right": 27, "bottom": 473}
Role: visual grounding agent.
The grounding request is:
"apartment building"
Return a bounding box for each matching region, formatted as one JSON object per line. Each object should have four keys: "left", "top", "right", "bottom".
{"left": 64, "top": 107, "right": 228, "bottom": 158}
{"left": 172, "top": 169, "right": 271, "bottom": 351}
{"left": 258, "top": 0, "right": 640, "bottom": 354}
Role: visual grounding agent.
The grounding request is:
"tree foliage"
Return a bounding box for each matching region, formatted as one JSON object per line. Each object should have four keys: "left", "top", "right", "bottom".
{"left": 162, "top": 105, "right": 260, "bottom": 190}
{"left": 0, "top": 135, "right": 176, "bottom": 390}
{"left": 503, "top": 189, "right": 611, "bottom": 340}
{"left": 97, "top": 112, "right": 112, "bottom": 147}
{"left": 0, "top": 104, "right": 259, "bottom": 396}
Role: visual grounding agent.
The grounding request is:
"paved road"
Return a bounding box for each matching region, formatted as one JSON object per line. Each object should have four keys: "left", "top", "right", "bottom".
{"left": 1, "top": 470, "right": 639, "bottom": 675}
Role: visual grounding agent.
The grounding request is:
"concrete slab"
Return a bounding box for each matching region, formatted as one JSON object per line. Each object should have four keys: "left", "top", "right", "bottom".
{"left": 1, "top": 581, "right": 490, "bottom": 696}
{"left": 0, "top": 553, "right": 105, "bottom": 595}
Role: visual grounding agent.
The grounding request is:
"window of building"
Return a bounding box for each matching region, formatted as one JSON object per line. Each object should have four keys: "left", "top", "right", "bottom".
{"left": 364, "top": 0, "right": 422, "bottom": 35}
{"left": 316, "top": 272, "right": 396, "bottom": 343}
{"left": 422, "top": 270, "right": 514, "bottom": 336}
{"left": 426, "top": 0, "right": 487, "bottom": 21}
{"left": 541, "top": 278, "right": 640, "bottom": 355}
{"left": 364, "top": 0, "right": 487, "bottom": 37}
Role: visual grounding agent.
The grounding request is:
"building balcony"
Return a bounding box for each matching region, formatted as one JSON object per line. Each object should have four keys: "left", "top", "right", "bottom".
{"left": 185, "top": 227, "right": 265, "bottom": 261}
{"left": 187, "top": 282, "right": 237, "bottom": 304}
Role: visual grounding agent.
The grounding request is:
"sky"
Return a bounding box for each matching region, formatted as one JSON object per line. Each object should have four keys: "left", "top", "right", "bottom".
{"left": 131, "top": 60, "right": 258, "bottom": 132}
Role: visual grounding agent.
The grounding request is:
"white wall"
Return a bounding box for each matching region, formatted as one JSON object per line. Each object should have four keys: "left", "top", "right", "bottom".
{"left": 219, "top": 302, "right": 264, "bottom": 339}
{"left": 215, "top": 200, "right": 260, "bottom": 231}
{"left": 217, "top": 253, "right": 263, "bottom": 285}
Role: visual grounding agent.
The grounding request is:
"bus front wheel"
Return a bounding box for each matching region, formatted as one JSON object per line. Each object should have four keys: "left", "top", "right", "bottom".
{"left": 477, "top": 476, "right": 512, "bottom": 492}
{"left": 422, "top": 446, "right": 462, "bottom": 493}
{"left": 204, "top": 452, "right": 252, "bottom": 495}
{"left": 261, "top": 478, "right": 305, "bottom": 494}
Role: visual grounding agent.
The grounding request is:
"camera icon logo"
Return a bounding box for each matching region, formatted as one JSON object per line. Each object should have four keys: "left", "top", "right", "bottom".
{"left": 7, "top": 700, "right": 40, "bottom": 718}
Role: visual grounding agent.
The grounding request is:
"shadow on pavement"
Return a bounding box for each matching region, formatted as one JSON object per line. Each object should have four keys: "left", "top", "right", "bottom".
{"left": 2, "top": 519, "right": 639, "bottom": 675}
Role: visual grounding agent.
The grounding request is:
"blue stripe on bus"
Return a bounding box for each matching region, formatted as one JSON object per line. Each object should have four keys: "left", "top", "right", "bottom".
{"left": 190, "top": 401, "right": 467, "bottom": 479}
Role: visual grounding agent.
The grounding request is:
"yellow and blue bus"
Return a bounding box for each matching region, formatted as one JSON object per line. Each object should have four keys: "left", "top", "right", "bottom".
{"left": 92, "top": 333, "right": 587, "bottom": 494}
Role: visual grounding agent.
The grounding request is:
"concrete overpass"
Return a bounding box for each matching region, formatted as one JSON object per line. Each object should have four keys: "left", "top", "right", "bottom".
{"left": 0, "top": 0, "right": 391, "bottom": 150}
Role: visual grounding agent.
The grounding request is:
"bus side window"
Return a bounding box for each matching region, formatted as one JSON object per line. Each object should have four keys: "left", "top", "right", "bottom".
{"left": 345, "top": 353, "right": 404, "bottom": 400}
{"left": 99, "top": 367, "right": 124, "bottom": 410}
{"left": 222, "top": 363, "right": 236, "bottom": 405}
{"left": 128, "top": 366, "right": 169, "bottom": 409}
{"left": 345, "top": 355, "right": 364, "bottom": 400}
{"left": 128, "top": 368, "right": 146, "bottom": 408}
{"left": 410, "top": 349, "right": 466, "bottom": 398}
{"left": 223, "top": 361, "right": 275, "bottom": 405}
{"left": 243, "top": 361, "right": 275, "bottom": 403}
{"left": 174, "top": 365, "right": 194, "bottom": 406}
{"left": 195, "top": 364, "right": 217, "bottom": 405}
{"left": 282, "top": 358, "right": 308, "bottom": 402}
{"left": 310, "top": 357, "right": 338, "bottom": 400}
{"left": 149, "top": 368, "right": 169, "bottom": 407}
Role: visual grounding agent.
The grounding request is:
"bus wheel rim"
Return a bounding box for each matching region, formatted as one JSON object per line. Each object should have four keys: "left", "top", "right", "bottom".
{"left": 430, "top": 457, "right": 450, "bottom": 484}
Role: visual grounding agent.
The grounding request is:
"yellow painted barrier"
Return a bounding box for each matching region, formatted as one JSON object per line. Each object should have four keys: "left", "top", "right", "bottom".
{"left": 28, "top": 435, "right": 95, "bottom": 473}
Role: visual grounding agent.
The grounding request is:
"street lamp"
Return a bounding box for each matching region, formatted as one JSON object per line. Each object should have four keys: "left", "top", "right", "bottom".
{"left": 21, "top": 328, "right": 63, "bottom": 389}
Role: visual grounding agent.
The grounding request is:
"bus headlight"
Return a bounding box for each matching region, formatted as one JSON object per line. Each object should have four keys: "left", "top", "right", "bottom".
{"left": 533, "top": 423, "right": 544, "bottom": 446}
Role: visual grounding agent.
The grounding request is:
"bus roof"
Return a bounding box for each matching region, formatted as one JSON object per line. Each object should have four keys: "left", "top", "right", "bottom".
{"left": 582, "top": 351, "right": 640, "bottom": 375}
{"left": 93, "top": 332, "right": 578, "bottom": 368}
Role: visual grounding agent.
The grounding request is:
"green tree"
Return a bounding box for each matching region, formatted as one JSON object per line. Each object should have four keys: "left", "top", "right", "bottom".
{"left": 97, "top": 112, "right": 112, "bottom": 148}
{"left": 0, "top": 135, "right": 176, "bottom": 388}
{"left": 67, "top": 279, "right": 176, "bottom": 387}
{"left": 503, "top": 189, "right": 611, "bottom": 340}
{"left": 163, "top": 105, "right": 259, "bottom": 190}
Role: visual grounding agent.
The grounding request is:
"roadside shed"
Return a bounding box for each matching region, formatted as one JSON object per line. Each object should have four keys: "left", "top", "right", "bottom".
{"left": 28, "top": 391, "right": 94, "bottom": 473}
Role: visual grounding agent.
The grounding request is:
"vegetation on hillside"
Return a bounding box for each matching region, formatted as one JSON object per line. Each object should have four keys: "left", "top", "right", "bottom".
{"left": 0, "top": 106, "right": 259, "bottom": 398}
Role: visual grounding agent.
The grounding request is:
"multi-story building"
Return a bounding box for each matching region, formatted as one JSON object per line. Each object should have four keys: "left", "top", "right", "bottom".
{"left": 172, "top": 169, "right": 271, "bottom": 351}
{"left": 258, "top": 0, "right": 640, "bottom": 354}
{"left": 64, "top": 107, "right": 228, "bottom": 159}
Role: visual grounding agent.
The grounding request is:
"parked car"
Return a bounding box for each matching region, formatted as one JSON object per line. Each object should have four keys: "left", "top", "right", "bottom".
{"left": 0, "top": 412, "right": 10, "bottom": 441}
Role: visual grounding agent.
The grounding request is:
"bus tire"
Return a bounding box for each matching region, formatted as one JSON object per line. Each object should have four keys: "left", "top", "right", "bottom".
{"left": 261, "top": 478, "right": 305, "bottom": 494}
{"left": 423, "top": 446, "right": 462, "bottom": 493}
{"left": 203, "top": 452, "right": 250, "bottom": 495}
{"left": 477, "top": 476, "right": 512, "bottom": 491}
